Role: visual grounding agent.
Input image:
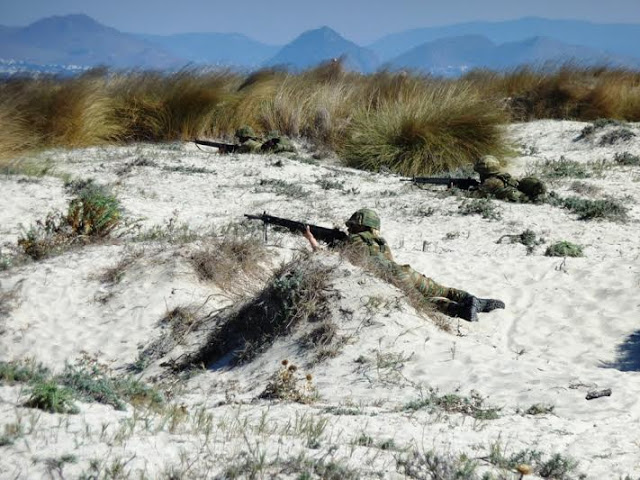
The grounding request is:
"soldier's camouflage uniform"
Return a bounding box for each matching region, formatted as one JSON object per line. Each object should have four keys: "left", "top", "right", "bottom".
{"left": 235, "top": 126, "right": 296, "bottom": 154}
{"left": 347, "top": 230, "right": 472, "bottom": 308}
{"left": 341, "top": 208, "right": 504, "bottom": 321}
{"left": 474, "top": 156, "right": 546, "bottom": 202}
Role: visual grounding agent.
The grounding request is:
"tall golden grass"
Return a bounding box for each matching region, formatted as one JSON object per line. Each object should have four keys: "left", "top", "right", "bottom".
{"left": 1, "top": 63, "right": 639, "bottom": 175}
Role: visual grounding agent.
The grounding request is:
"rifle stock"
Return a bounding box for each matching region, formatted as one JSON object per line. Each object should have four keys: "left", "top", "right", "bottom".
{"left": 194, "top": 139, "right": 239, "bottom": 153}
{"left": 401, "top": 176, "right": 480, "bottom": 190}
{"left": 245, "top": 212, "right": 347, "bottom": 246}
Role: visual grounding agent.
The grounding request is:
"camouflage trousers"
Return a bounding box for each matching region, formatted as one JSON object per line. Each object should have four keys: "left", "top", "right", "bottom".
{"left": 394, "top": 264, "right": 471, "bottom": 310}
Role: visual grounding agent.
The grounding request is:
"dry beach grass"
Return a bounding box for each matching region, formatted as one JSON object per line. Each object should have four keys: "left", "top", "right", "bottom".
{"left": 0, "top": 66, "right": 640, "bottom": 479}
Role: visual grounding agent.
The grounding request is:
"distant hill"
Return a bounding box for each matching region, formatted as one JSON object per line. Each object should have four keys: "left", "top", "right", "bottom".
{"left": 0, "top": 14, "right": 183, "bottom": 69}
{"left": 264, "top": 26, "right": 379, "bottom": 73}
{"left": 387, "top": 34, "right": 640, "bottom": 76}
{"left": 370, "top": 17, "right": 640, "bottom": 62}
{"left": 138, "top": 33, "right": 280, "bottom": 68}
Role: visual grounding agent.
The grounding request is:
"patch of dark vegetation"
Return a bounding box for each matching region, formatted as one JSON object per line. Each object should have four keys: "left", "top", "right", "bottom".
{"left": 97, "top": 248, "right": 143, "bottom": 285}
{"left": 221, "top": 452, "right": 359, "bottom": 480}
{"left": 614, "top": 152, "right": 640, "bottom": 166}
{"left": 524, "top": 403, "right": 555, "bottom": 415}
{"left": 161, "top": 164, "right": 215, "bottom": 175}
{"left": 17, "top": 181, "right": 121, "bottom": 260}
{"left": 397, "top": 450, "right": 480, "bottom": 480}
{"left": 0, "top": 359, "right": 50, "bottom": 385}
{"left": 496, "top": 229, "right": 545, "bottom": 255}
{"left": 257, "top": 179, "right": 308, "bottom": 199}
{"left": 403, "top": 389, "right": 500, "bottom": 420}
{"left": 316, "top": 177, "right": 345, "bottom": 191}
{"left": 545, "top": 241, "right": 584, "bottom": 258}
{"left": 536, "top": 156, "right": 590, "bottom": 179}
{"left": 59, "top": 357, "right": 163, "bottom": 411}
{"left": 24, "top": 380, "right": 79, "bottom": 414}
{"left": 599, "top": 128, "right": 636, "bottom": 146}
{"left": 548, "top": 193, "right": 628, "bottom": 221}
{"left": 2, "top": 357, "right": 162, "bottom": 412}
{"left": 569, "top": 181, "right": 601, "bottom": 196}
{"left": 175, "top": 256, "right": 334, "bottom": 370}
{"left": 487, "top": 443, "right": 581, "bottom": 479}
{"left": 458, "top": 198, "right": 502, "bottom": 220}
{"left": 575, "top": 118, "right": 623, "bottom": 141}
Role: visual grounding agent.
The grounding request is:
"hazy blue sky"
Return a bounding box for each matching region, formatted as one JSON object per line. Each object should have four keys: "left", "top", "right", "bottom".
{"left": 2, "top": 0, "right": 640, "bottom": 44}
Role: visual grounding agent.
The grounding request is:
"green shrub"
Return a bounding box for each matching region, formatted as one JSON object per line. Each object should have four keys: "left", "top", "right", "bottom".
{"left": 545, "top": 241, "right": 584, "bottom": 257}
{"left": 17, "top": 182, "right": 122, "bottom": 260}
{"left": 537, "top": 156, "right": 590, "bottom": 179}
{"left": 552, "top": 195, "right": 628, "bottom": 221}
{"left": 458, "top": 198, "right": 502, "bottom": 220}
{"left": 614, "top": 152, "right": 640, "bottom": 166}
{"left": 24, "top": 380, "right": 78, "bottom": 414}
{"left": 66, "top": 183, "right": 121, "bottom": 237}
{"left": 59, "top": 362, "right": 163, "bottom": 411}
{"left": 0, "top": 360, "right": 50, "bottom": 385}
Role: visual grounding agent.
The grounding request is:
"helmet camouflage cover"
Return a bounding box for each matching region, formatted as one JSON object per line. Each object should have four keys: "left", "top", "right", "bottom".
{"left": 474, "top": 155, "right": 502, "bottom": 176}
{"left": 235, "top": 125, "right": 258, "bottom": 140}
{"left": 346, "top": 208, "right": 381, "bottom": 230}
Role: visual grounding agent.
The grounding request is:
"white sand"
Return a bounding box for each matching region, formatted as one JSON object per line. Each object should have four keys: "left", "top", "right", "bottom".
{"left": 1, "top": 120, "right": 639, "bottom": 479}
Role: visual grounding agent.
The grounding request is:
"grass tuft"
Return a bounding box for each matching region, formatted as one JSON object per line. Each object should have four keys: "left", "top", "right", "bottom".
{"left": 339, "top": 82, "right": 507, "bottom": 176}
{"left": 545, "top": 241, "right": 584, "bottom": 257}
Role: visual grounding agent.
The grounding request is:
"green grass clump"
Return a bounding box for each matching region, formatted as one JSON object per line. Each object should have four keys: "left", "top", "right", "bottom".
{"left": 551, "top": 195, "right": 628, "bottom": 221}
{"left": 545, "top": 241, "right": 584, "bottom": 257}
{"left": 59, "top": 362, "right": 163, "bottom": 411}
{"left": 537, "top": 156, "right": 590, "bottom": 179}
{"left": 614, "top": 152, "right": 640, "bottom": 166}
{"left": 17, "top": 182, "right": 121, "bottom": 260}
{"left": 458, "top": 198, "right": 502, "bottom": 220}
{"left": 24, "top": 380, "right": 78, "bottom": 414}
{"left": 66, "top": 183, "right": 121, "bottom": 237}
{"left": 403, "top": 390, "right": 500, "bottom": 420}
{"left": 0, "top": 360, "right": 50, "bottom": 385}
{"left": 339, "top": 82, "right": 507, "bottom": 176}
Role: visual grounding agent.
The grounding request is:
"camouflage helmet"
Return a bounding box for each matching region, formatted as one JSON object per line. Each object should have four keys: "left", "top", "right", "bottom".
{"left": 235, "top": 125, "right": 258, "bottom": 140}
{"left": 346, "top": 208, "right": 381, "bottom": 230}
{"left": 474, "top": 155, "right": 502, "bottom": 175}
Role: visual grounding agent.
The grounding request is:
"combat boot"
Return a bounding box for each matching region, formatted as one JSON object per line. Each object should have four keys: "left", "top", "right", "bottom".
{"left": 446, "top": 296, "right": 480, "bottom": 322}
{"left": 476, "top": 298, "right": 505, "bottom": 313}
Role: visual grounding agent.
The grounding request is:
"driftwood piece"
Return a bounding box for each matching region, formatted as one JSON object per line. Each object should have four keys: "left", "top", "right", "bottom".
{"left": 586, "top": 388, "right": 612, "bottom": 400}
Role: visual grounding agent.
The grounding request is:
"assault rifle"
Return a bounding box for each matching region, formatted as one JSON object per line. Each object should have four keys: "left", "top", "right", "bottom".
{"left": 245, "top": 212, "right": 347, "bottom": 247}
{"left": 401, "top": 176, "right": 480, "bottom": 190}
{"left": 193, "top": 139, "right": 239, "bottom": 153}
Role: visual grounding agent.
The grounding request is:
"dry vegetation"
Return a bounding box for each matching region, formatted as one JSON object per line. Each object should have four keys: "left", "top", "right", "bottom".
{"left": 3, "top": 63, "right": 639, "bottom": 176}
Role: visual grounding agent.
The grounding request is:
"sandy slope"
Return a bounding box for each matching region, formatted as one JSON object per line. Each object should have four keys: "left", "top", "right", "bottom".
{"left": 1, "top": 120, "right": 639, "bottom": 479}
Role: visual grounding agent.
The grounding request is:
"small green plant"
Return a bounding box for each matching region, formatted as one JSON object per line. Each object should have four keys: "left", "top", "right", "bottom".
{"left": 66, "top": 183, "right": 121, "bottom": 237}
{"left": 59, "top": 358, "right": 163, "bottom": 411}
{"left": 545, "top": 241, "right": 583, "bottom": 257}
{"left": 614, "top": 152, "right": 640, "bottom": 166}
{"left": 316, "top": 177, "right": 345, "bottom": 190}
{"left": 397, "top": 450, "right": 480, "bottom": 479}
{"left": 257, "top": 178, "right": 307, "bottom": 198}
{"left": 525, "top": 403, "right": 555, "bottom": 415}
{"left": 24, "top": 380, "right": 78, "bottom": 414}
{"left": 599, "top": 128, "right": 635, "bottom": 146}
{"left": 0, "top": 359, "right": 50, "bottom": 385}
{"left": 458, "top": 198, "right": 502, "bottom": 220}
{"left": 537, "top": 156, "right": 590, "bottom": 179}
{"left": 548, "top": 194, "right": 628, "bottom": 221}
{"left": 403, "top": 389, "right": 500, "bottom": 420}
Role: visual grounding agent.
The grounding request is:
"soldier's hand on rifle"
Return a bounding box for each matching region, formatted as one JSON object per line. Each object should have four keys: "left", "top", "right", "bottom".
{"left": 303, "top": 226, "right": 320, "bottom": 252}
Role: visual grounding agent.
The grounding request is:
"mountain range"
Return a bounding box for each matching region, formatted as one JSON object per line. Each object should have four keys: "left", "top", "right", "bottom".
{"left": 1, "top": 14, "right": 639, "bottom": 76}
